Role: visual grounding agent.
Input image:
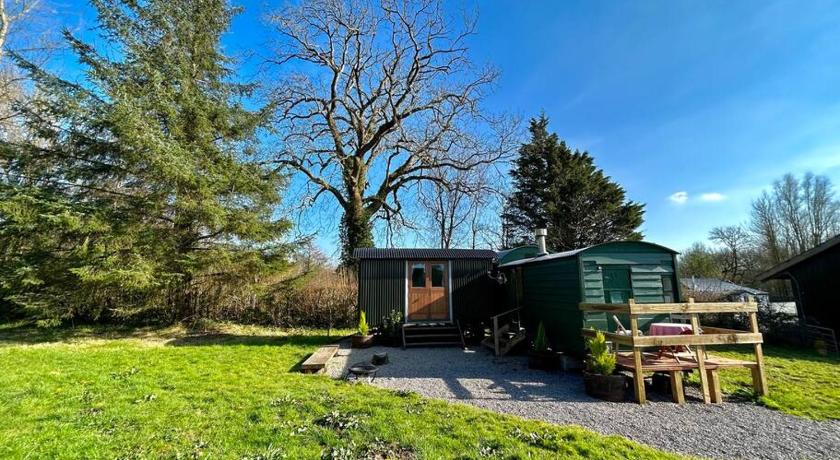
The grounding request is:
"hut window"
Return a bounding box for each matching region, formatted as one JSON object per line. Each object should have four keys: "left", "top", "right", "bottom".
{"left": 411, "top": 263, "right": 426, "bottom": 287}
{"left": 662, "top": 275, "right": 674, "bottom": 302}
{"left": 431, "top": 264, "right": 445, "bottom": 287}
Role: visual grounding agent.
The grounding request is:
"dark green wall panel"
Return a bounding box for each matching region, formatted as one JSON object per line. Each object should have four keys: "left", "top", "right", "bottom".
{"left": 358, "top": 259, "right": 405, "bottom": 327}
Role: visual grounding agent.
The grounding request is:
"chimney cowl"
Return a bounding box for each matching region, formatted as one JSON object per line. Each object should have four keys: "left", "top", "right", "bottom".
{"left": 535, "top": 228, "right": 548, "bottom": 256}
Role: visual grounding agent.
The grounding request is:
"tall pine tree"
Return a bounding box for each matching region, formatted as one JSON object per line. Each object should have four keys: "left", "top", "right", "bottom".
{"left": 503, "top": 116, "right": 644, "bottom": 251}
{"left": 0, "top": 0, "right": 291, "bottom": 324}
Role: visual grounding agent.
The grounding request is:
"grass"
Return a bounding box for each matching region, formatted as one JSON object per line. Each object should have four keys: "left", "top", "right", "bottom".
{"left": 687, "top": 345, "right": 840, "bottom": 420}
{"left": 0, "top": 323, "right": 682, "bottom": 459}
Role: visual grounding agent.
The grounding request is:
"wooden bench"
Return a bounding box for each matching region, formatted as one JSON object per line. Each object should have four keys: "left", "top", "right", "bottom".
{"left": 617, "top": 352, "right": 697, "bottom": 404}
{"left": 617, "top": 352, "right": 763, "bottom": 404}
{"left": 704, "top": 355, "right": 760, "bottom": 403}
{"left": 301, "top": 345, "right": 339, "bottom": 374}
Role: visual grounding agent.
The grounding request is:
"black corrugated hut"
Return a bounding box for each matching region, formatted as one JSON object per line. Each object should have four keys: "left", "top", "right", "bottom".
{"left": 353, "top": 248, "right": 503, "bottom": 326}
{"left": 758, "top": 234, "right": 840, "bottom": 337}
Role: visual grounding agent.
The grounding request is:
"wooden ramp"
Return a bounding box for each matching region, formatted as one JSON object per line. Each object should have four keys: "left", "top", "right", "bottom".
{"left": 301, "top": 345, "right": 339, "bottom": 374}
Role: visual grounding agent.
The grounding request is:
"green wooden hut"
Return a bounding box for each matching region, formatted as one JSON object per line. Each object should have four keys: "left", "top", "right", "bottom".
{"left": 499, "top": 241, "right": 682, "bottom": 355}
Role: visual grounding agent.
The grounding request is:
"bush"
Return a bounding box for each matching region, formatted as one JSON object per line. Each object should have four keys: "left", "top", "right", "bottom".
{"left": 260, "top": 268, "right": 358, "bottom": 329}
{"left": 585, "top": 330, "right": 616, "bottom": 375}
{"left": 358, "top": 311, "right": 369, "bottom": 336}
{"left": 380, "top": 310, "right": 403, "bottom": 340}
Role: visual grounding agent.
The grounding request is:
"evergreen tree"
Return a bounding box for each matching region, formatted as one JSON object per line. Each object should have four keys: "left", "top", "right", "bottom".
{"left": 503, "top": 116, "right": 644, "bottom": 251}
{"left": 0, "top": 0, "right": 291, "bottom": 324}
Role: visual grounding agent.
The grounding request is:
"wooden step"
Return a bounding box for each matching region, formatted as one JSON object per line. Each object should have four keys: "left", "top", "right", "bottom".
{"left": 405, "top": 333, "right": 460, "bottom": 339}
{"left": 404, "top": 341, "right": 462, "bottom": 347}
{"left": 402, "top": 322, "right": 465, "bottom": 349}
{"left": 301, "top": 345, "right": 339, "bottom": 374}
{"left": 404, "top": 326, "right": 458, "bottom": 331}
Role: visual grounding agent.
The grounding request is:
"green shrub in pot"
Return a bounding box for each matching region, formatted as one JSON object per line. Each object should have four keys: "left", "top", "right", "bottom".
{"left": 582, "top": 330, "right": 624, "bottom": 401}
{"left": 352, "top": 311, "right": 374, "bottom": 348}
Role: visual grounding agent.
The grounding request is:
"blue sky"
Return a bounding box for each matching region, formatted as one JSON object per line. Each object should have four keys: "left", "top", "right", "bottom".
{"left": 51, "top": 0, "right": 840, "bottom": 254}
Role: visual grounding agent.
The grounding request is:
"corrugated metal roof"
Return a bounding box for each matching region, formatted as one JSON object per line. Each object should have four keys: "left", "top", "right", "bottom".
{"left": 679, "top": 277, "right": 768, "bottom": 296}
{"left": 499, "top": 240, "right": 678, "bottom": 268}
{"left": 353, "top": 248, "right": 497, "bottom": 260}
{"left": 758, "top": 234, "right": 840, "bottom": 280}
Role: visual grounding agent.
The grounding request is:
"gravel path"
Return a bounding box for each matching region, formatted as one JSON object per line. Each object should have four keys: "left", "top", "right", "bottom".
{"left": 326, "top": 343, "right": 840, "bottom": 460}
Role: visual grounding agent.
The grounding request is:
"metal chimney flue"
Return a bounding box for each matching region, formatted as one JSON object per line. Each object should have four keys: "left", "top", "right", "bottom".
{"left": 535, "top": 228, "right": 548, "bottom": 256}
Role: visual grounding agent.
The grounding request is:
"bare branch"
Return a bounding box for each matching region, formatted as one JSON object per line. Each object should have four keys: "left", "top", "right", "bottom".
{"left": 265, "top": 0, "right": 512, "bottom": 259}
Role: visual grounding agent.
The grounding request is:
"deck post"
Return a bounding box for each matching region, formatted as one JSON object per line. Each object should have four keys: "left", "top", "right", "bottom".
{"left": 628, "top": 300, "right": 646, "bottom": 404}
{"left": 707, "top": 369, "right": 722, "bottom": 403}
{"left": 669, "top": 370, "right": 685, "bottom": 404}
{"left": 749, "top": 309, "right": 769, "bottom": 396}
{"left": 689, "top": 298, "right": 711, "bottom": 403}
{"left": 493, "top": 315, "right": 500, "bottom": 357}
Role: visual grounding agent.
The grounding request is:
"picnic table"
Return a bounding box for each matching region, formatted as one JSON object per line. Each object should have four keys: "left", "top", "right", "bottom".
{"left": 649, "top": 323, "right": 693, "bottom": 336}
{"left": 649, "top": 322, "right": 694, "bottom": 360}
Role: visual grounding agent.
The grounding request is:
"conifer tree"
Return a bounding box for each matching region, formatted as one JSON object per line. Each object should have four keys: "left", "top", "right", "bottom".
{"left": 0, "top": 0, "right": 291, "bottom": 324}
{"left": 502, "top": 116, "right": 644, "bottom": 251}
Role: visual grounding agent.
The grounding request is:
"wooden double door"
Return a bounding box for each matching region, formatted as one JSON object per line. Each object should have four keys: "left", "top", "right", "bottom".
{"left": 407, "top": 261, "right": 450, "bottom": 322}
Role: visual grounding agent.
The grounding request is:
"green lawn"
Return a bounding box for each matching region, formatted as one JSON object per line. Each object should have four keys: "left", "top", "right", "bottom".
{"left": 688, "top": 345, "right": 840, "bottom": 420}
{"left": 0, "top": 323, "right": 680, "bottom": 459}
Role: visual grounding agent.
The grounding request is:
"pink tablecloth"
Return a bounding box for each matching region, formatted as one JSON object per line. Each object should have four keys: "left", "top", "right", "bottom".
{"left": 649, "top": 323, "right": 693, "bottom": 336}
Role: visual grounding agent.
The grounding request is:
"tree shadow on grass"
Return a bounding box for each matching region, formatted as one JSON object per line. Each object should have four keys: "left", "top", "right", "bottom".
{"left": 165, "top": 333, "right": 336, "bottom": 348}
{"left": 0, "top": 322, "right": 185, "bottom": 345}
{"left": 0, "top": 321, "right": 345, "bottom": 351}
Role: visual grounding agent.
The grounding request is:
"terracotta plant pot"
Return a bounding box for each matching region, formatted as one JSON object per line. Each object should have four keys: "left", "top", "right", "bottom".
{"left": 528, "top": 350, "right": 559, "bottom": 371}
{"left": 582, "top": 371, "right": 627, "bottom": 402}
{"left": 352, "top": 334, "right": 374, "bottom": 348}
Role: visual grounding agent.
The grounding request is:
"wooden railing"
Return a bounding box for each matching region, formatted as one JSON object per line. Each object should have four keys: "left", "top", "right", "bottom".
{"left": 482, "top": 307, "right": 525, "bottom": 357}
{"left": 580, "top": 298, "right": 768, "bottom": 404}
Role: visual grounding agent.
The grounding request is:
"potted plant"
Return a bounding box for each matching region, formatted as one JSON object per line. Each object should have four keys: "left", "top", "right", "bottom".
{"left": 378, "top": 310, "right": 403, "bottom": 347}
{"left": 582, "top": 330, "right": 626, "bottom": 401}
{"left": 352, "top": 311, "right": 374, "bottom": 348}
{"left": 528, "top": 322, "right": 558, "bottom": 370}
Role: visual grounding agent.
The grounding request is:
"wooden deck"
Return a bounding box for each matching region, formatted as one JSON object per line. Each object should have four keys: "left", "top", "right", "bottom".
{"left": 581, "top": 298, "right": 768, "bottom": 405}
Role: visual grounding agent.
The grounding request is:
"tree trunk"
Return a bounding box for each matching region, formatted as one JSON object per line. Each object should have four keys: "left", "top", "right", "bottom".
{"left": 340, "top": 194, "right": 373, "bottom": 267}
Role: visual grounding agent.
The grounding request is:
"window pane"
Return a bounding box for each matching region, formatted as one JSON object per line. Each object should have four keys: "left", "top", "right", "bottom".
{"left": 431, "top": 264, "right": 445, "bottom": 287}
{"left": 411, "top": 264, "right": 425, "bottom": 287}
{"left": 662, "top": 275, "right": 674, "bottom": 302}
{"left": 608, "top": 290, "right": 629, "bottom": 304}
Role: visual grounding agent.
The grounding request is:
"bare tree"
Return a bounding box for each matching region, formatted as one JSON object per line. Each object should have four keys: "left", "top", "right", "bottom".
{"left": 1, "top": 0, "right": 49, "bottom": 143}
{"left": 709, "top": 225, "right": 754, "bottom": 283}
{"left": 750, "top": 191, "right": 784, "bottom": 264}
{"left": 750, "top": 173, "right": 839, "bottom": 264}
{"left": 418, "top": 167, "right": 491, "bottom": 249}
{"left": 266, "top": 0, "right": 510, "bottom": 264}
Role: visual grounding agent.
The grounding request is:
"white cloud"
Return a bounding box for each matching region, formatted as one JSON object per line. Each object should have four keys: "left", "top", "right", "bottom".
{"left": 669, "top": 191, "right": 688, "bottom": 205}
{"left": 699, "top": 192, "right": 726, "bottom": 202}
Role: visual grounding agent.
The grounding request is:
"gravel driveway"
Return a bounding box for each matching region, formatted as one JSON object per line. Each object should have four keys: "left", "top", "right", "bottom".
{"left": 326, "top": 343, "right": 840, "bottom": 460}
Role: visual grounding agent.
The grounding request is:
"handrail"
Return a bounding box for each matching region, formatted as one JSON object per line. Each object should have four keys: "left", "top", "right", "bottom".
{"left": 580, "top": 298, "right": 757, "bottom": 314}
{"left": 489, "top": 307, "right": 522, "bottom": 320}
